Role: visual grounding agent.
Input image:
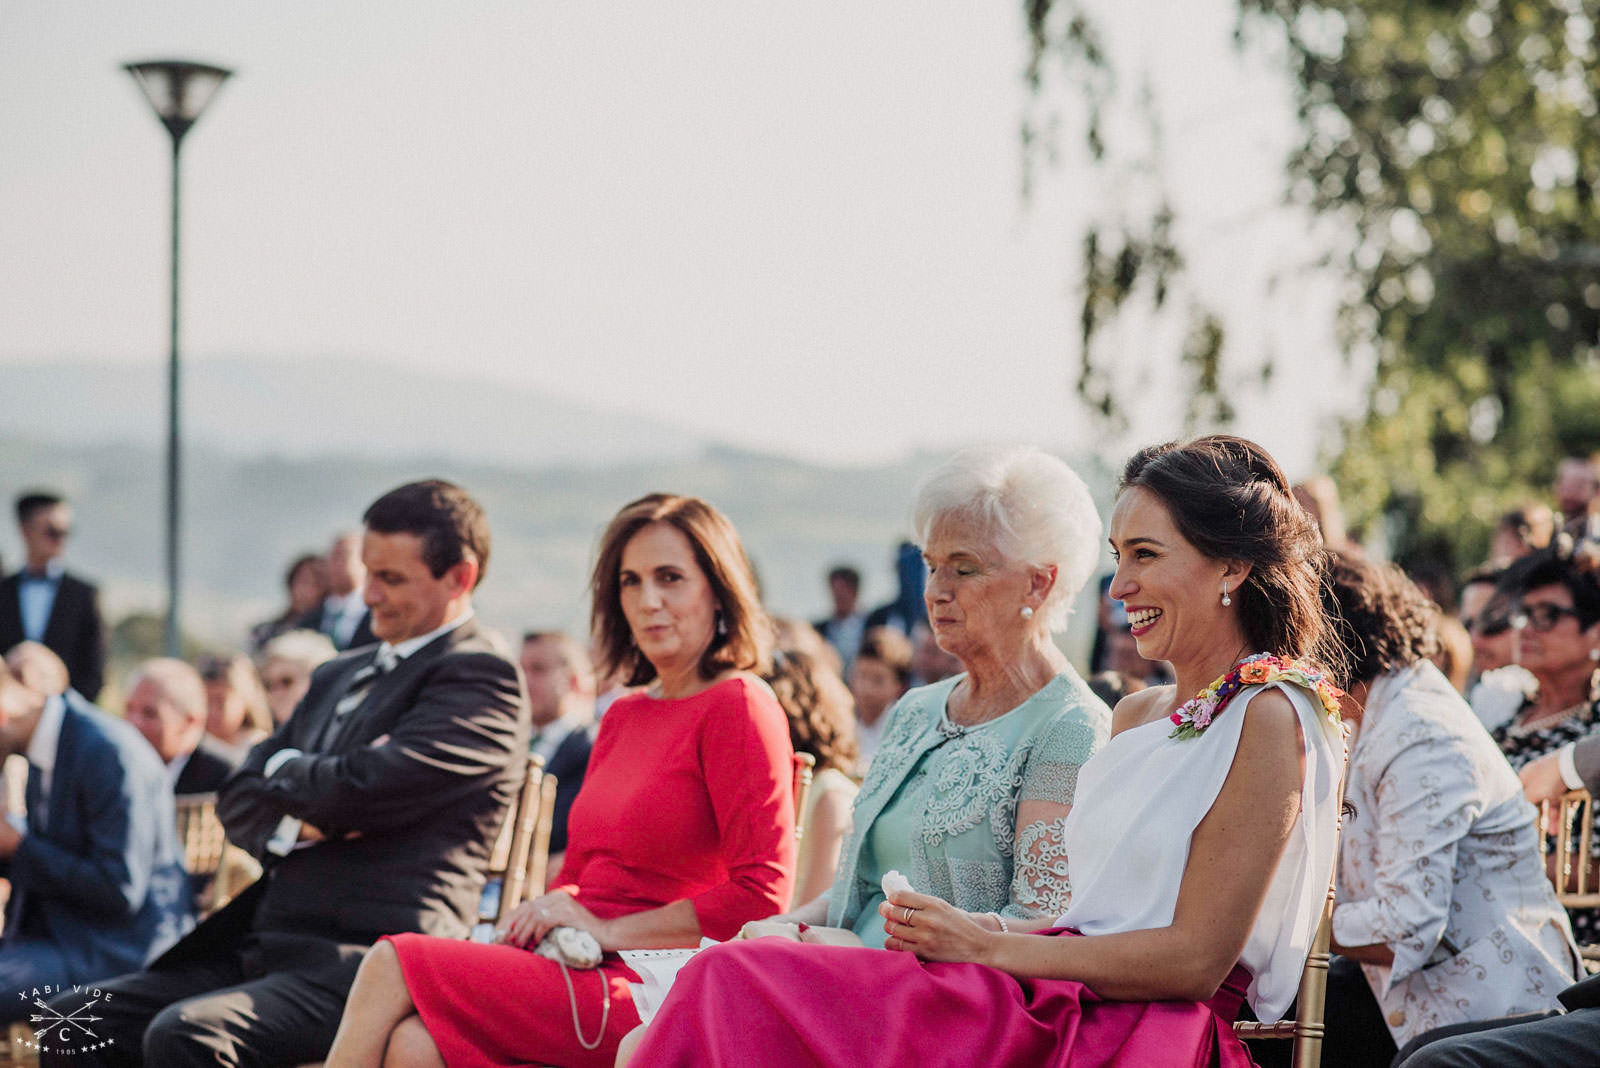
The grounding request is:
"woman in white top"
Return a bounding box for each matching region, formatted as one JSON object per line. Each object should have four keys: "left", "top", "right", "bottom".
{"left": 1255, "top": 551, "right": 1579, "bottom": 1067}
{"left": 628, "top": 435, "right": 1348, "bottom": 1068}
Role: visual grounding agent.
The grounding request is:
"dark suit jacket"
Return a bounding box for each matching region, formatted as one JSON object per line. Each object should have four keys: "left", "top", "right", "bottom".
{"left": 0, "top": 571, "right": 106, "bottom": 700}
{"left": 157, "top": 617, "right": 528, "bottom": 969}
{"left": 173, "top": 736, "right": 239, "bottom": 796}
{"left": 541, "top": 723, "right": 595, "bottom": 855}
{"left": 2, "top": 692, "right": 192, "bottom": 980}
{"left": 293, "top": 600, "right": 376, "bottom": 652}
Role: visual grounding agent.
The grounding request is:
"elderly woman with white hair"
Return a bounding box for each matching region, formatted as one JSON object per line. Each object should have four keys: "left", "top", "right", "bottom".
{"left": 257, "top": 629, "right": 338, "bottom": 726}
{"left": 616, "top": 445, "right": 1111, "bottom": 1063}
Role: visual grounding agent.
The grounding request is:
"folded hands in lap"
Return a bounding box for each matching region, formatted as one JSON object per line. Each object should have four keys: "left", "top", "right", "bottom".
{"left": 497, "top": 889, "right": 605, "bottom": 949}
{"left": 880, "top": 891, "right": 995, "bottom": 964}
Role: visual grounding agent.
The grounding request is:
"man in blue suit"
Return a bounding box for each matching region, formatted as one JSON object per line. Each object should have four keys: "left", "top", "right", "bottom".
{"left": 0, "top": 643, "right": 192, "bottom": 1021}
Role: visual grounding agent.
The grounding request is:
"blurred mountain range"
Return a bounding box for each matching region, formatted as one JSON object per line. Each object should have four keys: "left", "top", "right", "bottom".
{"left": 0, "top": 356, "right": 705, "bottom": 469}
{"left": 0, "top": 356, "right": 1113, "bottom": 658}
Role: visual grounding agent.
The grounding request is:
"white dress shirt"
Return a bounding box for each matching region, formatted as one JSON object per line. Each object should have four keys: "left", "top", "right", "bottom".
{"left": 11, "top": 694, "right": 66, "bottom": 833}
{"left": 17, "top": 560, "right": 65, "bottom": 642}
{"left": 322, "top": 590, "right": 368, "bottom": 648}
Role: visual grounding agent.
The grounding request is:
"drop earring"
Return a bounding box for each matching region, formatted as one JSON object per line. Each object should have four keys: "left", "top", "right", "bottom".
{"left": 1221, "top": 588, "right": 1232, "bottom": 607}
{"left": 1020, "top": 606, "right": 1034, "bottom": 620}
{"left": 716, "top": 613, "right": 728, "bottom": 637}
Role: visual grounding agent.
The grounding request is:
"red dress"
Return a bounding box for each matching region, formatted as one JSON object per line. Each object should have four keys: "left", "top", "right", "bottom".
{"left": 387, "top": 676, "right": 796, "bottom": 1068}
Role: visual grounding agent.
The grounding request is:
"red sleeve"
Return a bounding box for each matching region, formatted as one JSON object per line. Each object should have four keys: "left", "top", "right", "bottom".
{"left": 688, "top": 679, "right": 797, "bottom": 939}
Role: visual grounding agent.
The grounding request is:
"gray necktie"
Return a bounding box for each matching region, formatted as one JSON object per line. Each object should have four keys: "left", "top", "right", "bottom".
{"left": 334, "top": 647, "right": 399, "bottom": 718}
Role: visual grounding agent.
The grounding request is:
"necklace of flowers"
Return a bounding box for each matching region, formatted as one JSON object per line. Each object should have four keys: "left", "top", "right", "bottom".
{"left": 1169, "top": 652, "right": 1344, "bottom": 740}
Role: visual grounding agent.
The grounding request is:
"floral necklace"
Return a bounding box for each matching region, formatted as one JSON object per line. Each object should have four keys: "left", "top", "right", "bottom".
{"left": 1169, "top": 653, "right": 1344, "bottom": 740}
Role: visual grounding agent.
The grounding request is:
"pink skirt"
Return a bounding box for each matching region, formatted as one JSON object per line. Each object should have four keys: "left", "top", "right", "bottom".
{"left": 630, "top": 929, "right": 1258, "bottom": 1068}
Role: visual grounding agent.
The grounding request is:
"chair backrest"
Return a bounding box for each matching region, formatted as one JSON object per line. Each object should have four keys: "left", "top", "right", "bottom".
{"left": 175, "top": 793, "right": 227, "bottom": 881}
{"left": 484, "top": 753, "right": 545, "bottom": 928}
{"left": 174, "top": 793, "right": 259, "bottom": 917}
{"left": 1540, "top": 788, "right": 1600, "bottom": 908}
{"left": 791, "top": 752, "right": 816, "bottom": 843}
{"left": 524, "top": 772, "right": 559, "bottom": 901}
{"left": 1232, "top": 750, "right": 1348, "bottom": 1068}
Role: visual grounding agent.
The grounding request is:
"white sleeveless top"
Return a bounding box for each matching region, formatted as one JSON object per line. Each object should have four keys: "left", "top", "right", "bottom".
{"left": 1055, "top": 680, "right": 1345, "bottom": 1022}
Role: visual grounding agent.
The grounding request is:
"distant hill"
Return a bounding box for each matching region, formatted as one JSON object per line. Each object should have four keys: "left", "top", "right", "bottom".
{"left": 0, "top": 357, "right": 1116, "bottom": 660}
{"left": 0, "top": 435, "right": 984, "bottom": 648}
{"left": 0, "top": 355, "right": 706, "bottom": 469}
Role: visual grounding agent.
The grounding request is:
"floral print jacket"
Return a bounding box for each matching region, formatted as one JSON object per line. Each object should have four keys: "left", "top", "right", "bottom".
{"left": 1336, "top": 661, "right": 1580, "bottom": 1044}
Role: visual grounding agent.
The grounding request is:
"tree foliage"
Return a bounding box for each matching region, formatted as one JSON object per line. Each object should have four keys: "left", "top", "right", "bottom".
{"left": 1031, "top": 0, "right": 1600, "bottom": 572}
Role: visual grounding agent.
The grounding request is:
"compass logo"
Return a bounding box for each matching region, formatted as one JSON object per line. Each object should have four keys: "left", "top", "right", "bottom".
{"left": 12, "top": 984, "right": 117, "bottom": 1057}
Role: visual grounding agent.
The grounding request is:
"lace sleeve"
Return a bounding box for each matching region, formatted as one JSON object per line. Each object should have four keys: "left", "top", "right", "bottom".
{"left": 1002, "top": 709, "right": 1106, "bottom": 917}
{"left": 1018, "top": 712, "right": 1102, "bottom": 805}
{"left": 1006, "top": 816, "right": 1071, "bottom": 916}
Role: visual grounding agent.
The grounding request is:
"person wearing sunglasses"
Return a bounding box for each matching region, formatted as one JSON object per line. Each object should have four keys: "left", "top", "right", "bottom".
{"left": 0, "top": 491, "right": 105, "bottom": 700}
{"left": 1483, "top": 543, "right": 1600, "bottom": 945}
{"left": 1458, "top": 567, "right": 1512, "bottom": 679}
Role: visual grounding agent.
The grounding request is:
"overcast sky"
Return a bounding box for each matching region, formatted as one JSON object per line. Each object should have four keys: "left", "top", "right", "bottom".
{"left": 0, "top": 0, "right": 1359, "bottom": 474}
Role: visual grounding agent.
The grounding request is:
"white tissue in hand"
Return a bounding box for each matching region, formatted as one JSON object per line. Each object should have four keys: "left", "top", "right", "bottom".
{"left": 881, "top": 870, "right": 913, "bottom": 898}
{"left": 534, "top": 925, "right": 603, "bottom": 968}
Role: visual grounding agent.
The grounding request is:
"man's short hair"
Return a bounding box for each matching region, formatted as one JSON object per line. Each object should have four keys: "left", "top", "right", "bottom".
{"left": 856, "top": 626, "right": 913, "bottom": 687}
{"left": 363, "top": 480, "right": 491, "bottom": 588}
{"left": 827, "top": 565, "right": 861, "bottom": 593}
{"left": 5, "top": 642, "right": 69, "bottom": 696}
{"left": 125, "top": 658, "right": 208, "bottom": 723}
{"left": 521, "top": 631, "right": 591, "bottom": 673}
{"left": 15, "top": 491, "right": 64, "bottom": 525}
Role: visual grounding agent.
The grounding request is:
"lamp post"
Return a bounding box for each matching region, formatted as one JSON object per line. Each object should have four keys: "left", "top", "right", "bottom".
{"left": 123, "top": 60, "right": 232, "bottom": 656}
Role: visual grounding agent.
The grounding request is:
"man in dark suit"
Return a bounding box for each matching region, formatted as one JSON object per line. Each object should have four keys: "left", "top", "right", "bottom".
{"left": 0, "top": 492, "right": 105, "bottom": 700}
{"left": 0, "top": 646, "right": 191, "bottom": 1021}
{"left": 294, "top": 531, "right": 376, "bottom": 651}
{"left": 121, "top": 659, "right": 238, "bottom": 795}
{"left": 519, "top": 631, "right": 596, "bottom": 859}
{"left": 1391, "top": 731, "right": 1600, "bottom": 1066}
{"left": 43, "top": 480, "right": 529, "bottom": 1067}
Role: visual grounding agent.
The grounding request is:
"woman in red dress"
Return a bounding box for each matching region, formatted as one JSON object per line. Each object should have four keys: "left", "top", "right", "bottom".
{"left": 324, "top": 493, "right": 796, "bottom": 1068}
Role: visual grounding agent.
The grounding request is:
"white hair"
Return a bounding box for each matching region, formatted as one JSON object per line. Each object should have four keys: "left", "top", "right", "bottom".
{"left": 911, "top": 446, "right": 1102, "bottom": 632}
{"left": 260, "top": 629, "right": 338, "bottom": 671}
{"left": 123, "top": 657, "right": 207, "bottom": 722}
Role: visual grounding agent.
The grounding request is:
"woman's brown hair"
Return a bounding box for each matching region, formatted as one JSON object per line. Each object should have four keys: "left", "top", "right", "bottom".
{"left": 1121, "top": 435, "right": 1344, "bottom": 677}
{"left": 765, "top": 646, "right": 857, "bottom": 776}
{"left": 591, "top": 493, "right": 772, "bottom": 687}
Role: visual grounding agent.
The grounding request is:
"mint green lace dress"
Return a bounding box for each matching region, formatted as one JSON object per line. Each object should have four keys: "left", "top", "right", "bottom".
{"left": 826, "top": 669, "right": 1110, "bottom": 945}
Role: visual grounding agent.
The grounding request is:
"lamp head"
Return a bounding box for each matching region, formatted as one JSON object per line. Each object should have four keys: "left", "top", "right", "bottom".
{"left": 123, "top": 60, "right": 233, "bottom": 144}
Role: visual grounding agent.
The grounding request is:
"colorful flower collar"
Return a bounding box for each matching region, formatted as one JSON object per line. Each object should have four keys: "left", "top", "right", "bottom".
{"left": 1169, "top": 653, "right": 1344, "bottom": 740}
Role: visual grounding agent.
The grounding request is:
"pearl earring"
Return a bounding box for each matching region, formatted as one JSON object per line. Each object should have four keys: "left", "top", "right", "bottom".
{"left": 1591, "top": 647, "right": 1599, "bottom": 662}
{"left": 1221, "top": 588, "right": 1232, "bottom": 607}
{"left": 1020, "top": 606, "right": 1035, "bottom": 620}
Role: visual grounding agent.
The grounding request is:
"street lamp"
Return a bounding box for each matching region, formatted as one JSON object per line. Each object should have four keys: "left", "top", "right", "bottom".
{"left": 123, "top": 60, "right": 232, "bottom": 656}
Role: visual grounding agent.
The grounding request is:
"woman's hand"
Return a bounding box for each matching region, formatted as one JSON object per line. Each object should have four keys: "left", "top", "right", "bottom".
{"left": 1520, "top": 750, "right": 1570, "bottom": 807}
{"left": 880, "top": 891, "right": 998, "bottom": 965}
{"left": 497, "top": 889, "right": 611, "bottom": 949}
